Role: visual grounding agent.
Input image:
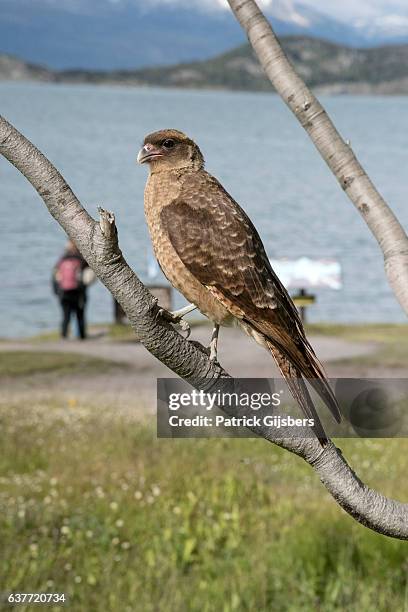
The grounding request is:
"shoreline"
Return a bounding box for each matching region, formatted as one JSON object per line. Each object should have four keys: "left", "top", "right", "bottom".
{"left": 1, "top": 78, "right": 408, "bottom": 96}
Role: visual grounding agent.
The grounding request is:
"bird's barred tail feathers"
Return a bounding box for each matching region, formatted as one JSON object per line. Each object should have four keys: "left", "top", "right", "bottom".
{"left": 266, "top": 341, "right": 332, "bottom": 446}
{"left": 301, "top": 341, "right": 342, "bottom": 425}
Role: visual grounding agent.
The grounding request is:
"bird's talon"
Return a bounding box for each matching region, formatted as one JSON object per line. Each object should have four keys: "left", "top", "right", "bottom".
{"left": 157, "top": 307, "right": 176, "bottom": 323}
{"left": 179, "top": 319, "right": 191, "bottom": 338}
{"left": 157, "top": 307, "right": 191, "bottom": 337}
{"left": 209, "top": 348, "right": 219, "bottom": 364}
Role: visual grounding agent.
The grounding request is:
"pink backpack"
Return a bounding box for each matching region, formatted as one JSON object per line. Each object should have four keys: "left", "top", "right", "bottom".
{"left": 57, "top": 258, "right": 82, "bottom": 291}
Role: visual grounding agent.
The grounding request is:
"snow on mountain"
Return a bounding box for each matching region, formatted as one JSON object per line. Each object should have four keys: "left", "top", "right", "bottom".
{"left": 0, "top": 0, "right": 407, "bottom": 70}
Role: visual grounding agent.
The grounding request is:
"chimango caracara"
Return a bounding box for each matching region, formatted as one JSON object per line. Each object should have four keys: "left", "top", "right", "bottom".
{"left": 137, "top": 129, "right": 341, "bottom": 442}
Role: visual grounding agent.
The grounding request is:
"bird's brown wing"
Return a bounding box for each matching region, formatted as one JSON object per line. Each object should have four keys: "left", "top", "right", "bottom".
{"left": 160, "top": 173, "right": 289, "bottom": 317}
{"left": 160, "top": 171, "right": 340, "bottom": 424}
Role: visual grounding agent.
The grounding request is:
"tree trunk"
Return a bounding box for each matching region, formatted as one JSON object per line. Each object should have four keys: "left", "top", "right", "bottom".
{"left": 227, "top": 0, "right": 408, "bottom": 315}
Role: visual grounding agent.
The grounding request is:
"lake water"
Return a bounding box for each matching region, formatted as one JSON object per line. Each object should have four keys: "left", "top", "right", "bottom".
{"left": 0, "top": 82, "right": 407, "bottom": 338}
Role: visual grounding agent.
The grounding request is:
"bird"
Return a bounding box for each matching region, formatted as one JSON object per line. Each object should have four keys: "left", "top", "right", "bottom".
{"left": 137, "top": 128, "right": 341, "bottom": 444}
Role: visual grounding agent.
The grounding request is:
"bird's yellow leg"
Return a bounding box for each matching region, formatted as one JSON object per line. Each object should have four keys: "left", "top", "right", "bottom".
{"left": 209, "top": 323, "right": 220, "bottom": 362}
{"left": 171, "top": 303, "right": 198, "bottom": 318}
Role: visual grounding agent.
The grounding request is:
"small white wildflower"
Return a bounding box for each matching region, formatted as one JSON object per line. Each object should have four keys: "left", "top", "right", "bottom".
{"left": 152, "top": 484, "right": 161, "bottom": 497}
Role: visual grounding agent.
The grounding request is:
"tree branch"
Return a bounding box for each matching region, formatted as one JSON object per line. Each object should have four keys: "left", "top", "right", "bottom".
{"left": 227, "top": 0, "right": 408, "bottom": 315}
{"left": 1, "top": 113, "right": 407, "bottom": 539}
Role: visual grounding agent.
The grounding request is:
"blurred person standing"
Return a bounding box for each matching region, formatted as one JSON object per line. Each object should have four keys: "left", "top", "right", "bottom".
{"left": 53, "top": 240, "right": 94, "bottom": 340}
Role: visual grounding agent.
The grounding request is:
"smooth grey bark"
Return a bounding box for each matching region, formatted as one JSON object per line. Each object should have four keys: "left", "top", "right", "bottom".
{"left": 227, "top": 0, "right": 408, "bottom": 315}
{"left": 1, "top": 114, "right": 407, "bottom": 540}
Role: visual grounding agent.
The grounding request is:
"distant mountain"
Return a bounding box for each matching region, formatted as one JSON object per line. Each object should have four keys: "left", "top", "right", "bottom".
{"left": 2, "top": 36, "right": 408, "bottom": 95}
{"left": 59, "top": 37, "right": 408, "bottom": 95}
{"left": 0, "top": 55, "right": 51, "bottom": 82}
{"left": 1, "top": 0, "right": 408, "bottom": 71}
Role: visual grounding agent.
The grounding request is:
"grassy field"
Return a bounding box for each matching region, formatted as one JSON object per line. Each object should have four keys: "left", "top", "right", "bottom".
{"left": 0, "top": 397, "right": 407, "bottom": 611}
{"left": 0, "top": 351, "right": 126, "bottom": 378}
{"left": 306, "top": 323, "right": 408, "bottom": 368}
{"left": 1, "top": 327, "right": 407, "bottom": 610}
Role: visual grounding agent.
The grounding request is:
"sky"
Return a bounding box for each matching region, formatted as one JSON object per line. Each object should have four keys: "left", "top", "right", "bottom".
{"left": 146, "top": 0, "right": 408, "bottom": 25}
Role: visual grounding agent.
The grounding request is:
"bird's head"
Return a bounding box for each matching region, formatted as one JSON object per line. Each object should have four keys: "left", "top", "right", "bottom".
{"left": 137, "top": 129, "right": 204, "bottom": 172}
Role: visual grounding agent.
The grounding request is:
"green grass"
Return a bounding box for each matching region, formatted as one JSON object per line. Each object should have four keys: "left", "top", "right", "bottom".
{"left": 29, "top": 324, "right": 134, "bottom": 343}
{"left": 29, "top": 330, "right": 62, "bottom": 342}
{"left": 0, "top": 351, "right": 125, "bottom": 378}
{"left": 0, "top": 399, "right": 407, "bottom": 611}
{"left": 306, "top": 323, "right": 408, "bottom": 368}
{"left": 306, "top": 323, "right": 408, "bottom": 342}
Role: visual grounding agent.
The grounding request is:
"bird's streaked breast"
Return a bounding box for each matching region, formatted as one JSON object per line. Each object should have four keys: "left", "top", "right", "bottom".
{"left": 144, "top": 170, "right": 233, "bottom": 325}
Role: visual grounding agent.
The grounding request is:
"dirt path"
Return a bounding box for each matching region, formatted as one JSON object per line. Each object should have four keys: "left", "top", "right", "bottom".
{"left": 0, "top": 325, "right": 377, "bottom": 372}
{"left": 1, "top": 326, "right": 380, "bottom": 414}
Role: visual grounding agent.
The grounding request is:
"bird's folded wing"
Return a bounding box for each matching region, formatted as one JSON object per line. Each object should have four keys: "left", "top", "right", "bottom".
{"left": 160, "top": 175, "right": 341, "bottom": 423}
{"left": 160, "top": 173, "right": 302, "bottom": 336}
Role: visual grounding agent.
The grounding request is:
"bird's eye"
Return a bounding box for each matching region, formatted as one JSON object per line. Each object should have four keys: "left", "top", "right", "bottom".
{"left": 162, "top": 139, "right": 175, "bottom": 149}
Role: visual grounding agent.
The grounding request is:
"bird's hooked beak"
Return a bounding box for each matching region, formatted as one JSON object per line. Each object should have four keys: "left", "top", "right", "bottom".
{"left": 137, "top": 143, "right": 163, "bottom": 164}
